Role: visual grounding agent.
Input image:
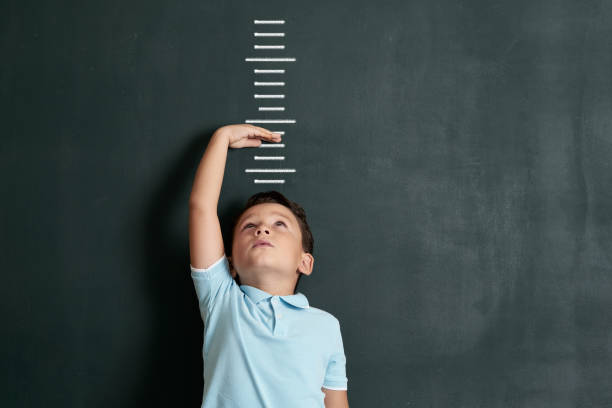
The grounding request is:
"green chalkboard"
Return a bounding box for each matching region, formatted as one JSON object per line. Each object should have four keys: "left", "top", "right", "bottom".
{"left": 3, "top": 0, "right": 612, "bottom": 406}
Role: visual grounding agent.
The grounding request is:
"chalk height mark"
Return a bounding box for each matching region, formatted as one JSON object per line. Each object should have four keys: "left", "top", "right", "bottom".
{"left": 245, "top": 19, "right": 297, "bottom": 184}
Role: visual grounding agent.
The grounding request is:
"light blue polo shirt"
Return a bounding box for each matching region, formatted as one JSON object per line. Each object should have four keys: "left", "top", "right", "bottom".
{"left": 190, "top": 254, "right": 348, "bottom": 408}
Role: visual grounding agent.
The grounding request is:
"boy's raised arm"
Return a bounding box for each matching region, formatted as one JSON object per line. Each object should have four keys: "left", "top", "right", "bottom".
{"left": 189, "top": 128, "right": 230, "bottom": 269}
{"left": 189, "top": 125, "right": 280, "bottom": 270}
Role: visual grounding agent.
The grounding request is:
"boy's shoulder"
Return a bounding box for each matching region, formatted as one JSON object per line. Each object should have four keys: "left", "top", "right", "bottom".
{"left": 303, "top": 304, "right": 341, "bottom": 327}
{"left": 306, "top": 305, "right": 336, "bottom": 318}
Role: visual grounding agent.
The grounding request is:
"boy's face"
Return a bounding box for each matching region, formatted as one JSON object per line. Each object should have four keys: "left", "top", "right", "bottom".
{"left": 230, "top": 203, "right": 313, "bottom": 286}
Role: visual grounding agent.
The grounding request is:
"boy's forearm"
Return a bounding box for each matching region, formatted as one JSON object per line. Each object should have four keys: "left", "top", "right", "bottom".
{"left": 189, "top": 128, "right": 230, "bottom": 212}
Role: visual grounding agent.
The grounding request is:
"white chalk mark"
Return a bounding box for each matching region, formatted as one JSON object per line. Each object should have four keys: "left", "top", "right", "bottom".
{"left": 245, "top": 57, "right": 295, "bottom": 62}
{"left": 259, "top": 107, "right": 285, "bottom": 111}
{"left": 254, "top": 179, "right": 286, "bottom": 184}
{"left": 247, "top": 21, "right": 293, "bottom": 183}
{"left": 254, "top": 20, "right": 285, "bottom": 24}
{"left": 255, "top": 45, "right": 285, "bottom": 49}
{"left": 246, "top": 168, "right": 296, "bottom": 173}
{"left": 258, "top": 143, "right": 285, "bottom": 148}
{"left": 254, "top": 33, "right": 285, "bottom": 37}
{"left": 255, "top": 69, "right": 285, "bottom": 74}
{"left": 245, "top": 119, "right": 296, "bottom": 124}
{"left": 254, "top": 94, "right": 285, "bottom": 99}
{"left": 254, "top": 156, "right": 285, "bottom": 160}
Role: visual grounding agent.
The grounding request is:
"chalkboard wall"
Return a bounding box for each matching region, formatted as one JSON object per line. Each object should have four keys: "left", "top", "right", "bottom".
{"left": 3, "top": 0, "right": 612, "bottom": 406}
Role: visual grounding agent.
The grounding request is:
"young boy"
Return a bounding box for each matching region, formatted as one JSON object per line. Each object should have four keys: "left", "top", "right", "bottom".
{"left": 189, "top": 124, "right": 349, "bottom": 408}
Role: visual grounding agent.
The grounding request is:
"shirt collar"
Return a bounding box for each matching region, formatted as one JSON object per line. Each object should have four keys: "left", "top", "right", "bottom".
{"left": 240, "top": 284, "right": 310, "bottom": 309}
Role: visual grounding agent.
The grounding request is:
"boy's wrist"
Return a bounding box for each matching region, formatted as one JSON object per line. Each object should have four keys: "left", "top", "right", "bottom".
{"left": 212, "top": 127, "right": 231, "bottom": 146}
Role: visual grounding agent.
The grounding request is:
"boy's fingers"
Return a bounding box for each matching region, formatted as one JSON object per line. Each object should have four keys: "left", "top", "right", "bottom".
{"left": 248, "top": 125, "right": 266, "bottom": 132}
{"left": 253, "top": 125, "right": 277, "bottom": 137}
{"left": 244, "top": 125, "right": 280, "bottom": 141}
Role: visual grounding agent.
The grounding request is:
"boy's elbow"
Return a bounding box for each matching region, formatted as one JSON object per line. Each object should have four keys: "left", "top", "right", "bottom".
{"left": 189, "top": 198, "right": 215, "bottom": 214}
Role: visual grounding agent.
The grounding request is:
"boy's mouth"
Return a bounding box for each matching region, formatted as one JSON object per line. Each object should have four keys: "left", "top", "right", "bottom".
{"left": 253, "top": 240, "right": 273, "bottom": 248}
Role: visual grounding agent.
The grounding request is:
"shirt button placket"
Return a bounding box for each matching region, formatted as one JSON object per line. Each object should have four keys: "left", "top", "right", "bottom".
{"left": 271, "top": 296, "right": 283, "bottom": 336}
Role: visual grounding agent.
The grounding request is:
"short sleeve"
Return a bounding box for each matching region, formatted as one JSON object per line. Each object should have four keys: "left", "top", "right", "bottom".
{"left": 190, "top": 254, "right": 232, "bottom": 322}
{"left": 322, "top": 319, "right": 348, "bottom": 391}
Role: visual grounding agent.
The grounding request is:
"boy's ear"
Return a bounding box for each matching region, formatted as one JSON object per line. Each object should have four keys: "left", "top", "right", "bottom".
{"left": 298, "top": 253, "right": 314, "bottom": 276}
{"left": 227, "top": 255, "right": 237, "bottom": 278}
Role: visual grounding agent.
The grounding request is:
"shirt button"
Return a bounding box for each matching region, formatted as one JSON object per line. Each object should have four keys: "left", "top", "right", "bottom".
{"left": 278, "top": 313, "right": 283, "bottom": 319}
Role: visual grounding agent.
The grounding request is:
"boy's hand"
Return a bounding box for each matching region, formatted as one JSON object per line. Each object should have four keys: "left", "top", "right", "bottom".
{"left": 217, "top": 124, "right": 281, "bottom": 149}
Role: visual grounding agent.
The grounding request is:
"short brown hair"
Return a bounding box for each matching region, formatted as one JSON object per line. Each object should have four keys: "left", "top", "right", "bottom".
{"left": 229, "top": 191, "right": 314, "bottom": 294}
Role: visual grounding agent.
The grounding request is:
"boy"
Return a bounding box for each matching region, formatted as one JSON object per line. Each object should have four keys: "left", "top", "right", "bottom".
{"left": 189, "top": 124, "right": 350, "bottom": 408}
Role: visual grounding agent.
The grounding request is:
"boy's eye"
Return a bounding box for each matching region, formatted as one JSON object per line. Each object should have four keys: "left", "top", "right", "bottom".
{"left": 243, "top": 221, "right": 285, "bottom": 230}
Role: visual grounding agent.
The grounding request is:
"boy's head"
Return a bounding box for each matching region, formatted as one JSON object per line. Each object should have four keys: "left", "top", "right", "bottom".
{"left": 228, "top": 191, "right": 314, "bottom": 295}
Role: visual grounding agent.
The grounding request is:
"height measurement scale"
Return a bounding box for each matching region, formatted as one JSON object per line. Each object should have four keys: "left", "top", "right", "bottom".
{"left": 244, "top": 19, "right": 297, "bottom": 184}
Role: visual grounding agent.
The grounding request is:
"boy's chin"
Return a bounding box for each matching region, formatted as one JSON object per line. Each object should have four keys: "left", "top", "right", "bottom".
{"left": 240, "top": 254, "right": 272, "bottom": 267}
{"left": 247, "top": 251, "right": 276, "bottom": 260}
{"left": 243, "top": 258, "right": 287, "bottom": 273}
